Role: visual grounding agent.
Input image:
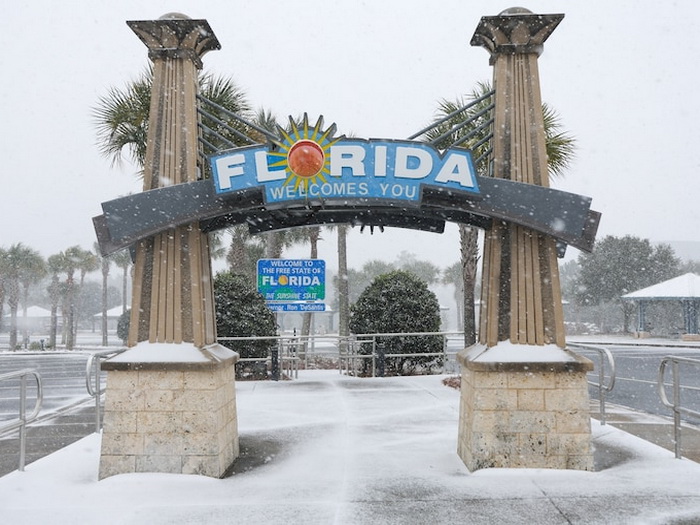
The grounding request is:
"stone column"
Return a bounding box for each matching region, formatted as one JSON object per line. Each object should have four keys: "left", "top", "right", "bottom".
{"left": 457, "top": 8, "right": 593, "bottom": 471}
{"left": 99, "top": 14, "right": 239, "bottom": 479}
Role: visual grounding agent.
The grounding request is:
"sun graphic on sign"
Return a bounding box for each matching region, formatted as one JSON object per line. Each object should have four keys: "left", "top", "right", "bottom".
{"left": 268, "top": 114, "right": 342, "bottom": 192}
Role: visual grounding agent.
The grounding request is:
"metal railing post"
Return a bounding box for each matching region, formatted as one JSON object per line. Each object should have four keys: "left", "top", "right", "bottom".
{"left": 271, "top": 340, "right": 280, "bottom": 381}
{"left": 672, "top": 360, "right": 682, "bottom": 458}
{"left": 376, "top": 342, "right": 385, "bottom": 378}
{"left": 94, "top": 358, "right": 101, "bottom": 432}
{"left": 19, "top": 374, "right": 27, "bottom": 471}
{"left": 569, "top": 343, "right": 616, "bottom": 425}
{"left": 85, "top": 349, "right": 126, "bottom": 433}
{"left": 658, "top": 355, "right": 700, "bottom": 460}
{"left": 0, "top": 369, "right": 43, "bottom": 472}
{"left": 372, "top": 337, "right": 376, "bottom": 378}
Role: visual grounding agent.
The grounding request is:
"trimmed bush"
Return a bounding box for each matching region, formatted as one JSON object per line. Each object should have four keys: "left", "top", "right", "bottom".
{"left": 350, "top": 270, "right": 443, "bottom": 375}
{"left": 214, "top": 271, "right": 277, "bottom": 378}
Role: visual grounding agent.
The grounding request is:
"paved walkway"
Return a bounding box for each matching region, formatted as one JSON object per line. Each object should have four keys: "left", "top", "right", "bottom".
{"left": 4, "top": 396, "right": 698, "bottom": 477}
{"left": 590, "top": 400, "right": 700, "bottom": 463}
{"left": 1, "top": 372, "right": 700, "bottom": 524}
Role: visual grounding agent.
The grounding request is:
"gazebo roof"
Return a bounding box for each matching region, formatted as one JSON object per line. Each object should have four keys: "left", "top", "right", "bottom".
{"left": 622, "top": 272, "right": 700, "bottom": 301}
{"left": 3, "top": 305, "right": 52, "bottom": 318}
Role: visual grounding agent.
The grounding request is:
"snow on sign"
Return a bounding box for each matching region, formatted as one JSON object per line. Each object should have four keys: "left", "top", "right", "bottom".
{"left": 257, "top": 259, "right": 325, "bottom": 302}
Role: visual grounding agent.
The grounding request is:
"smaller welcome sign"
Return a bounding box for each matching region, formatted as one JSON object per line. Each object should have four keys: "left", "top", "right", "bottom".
{"left": 210, "top": 115, "right": 479, "bottom": 205}
{"left": 257, "top": 258, "right": 325, "bottom": 302}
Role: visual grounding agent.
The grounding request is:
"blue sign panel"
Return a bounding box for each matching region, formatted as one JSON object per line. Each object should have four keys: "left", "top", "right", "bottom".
{"left": 267, "top": 303, "right": 327, "bottom": 312}
{"left": 257, "top": 259, "right": 325, "bottom": 301}
{"left": 211, "top": 139, "right": 479, "bottom": 204}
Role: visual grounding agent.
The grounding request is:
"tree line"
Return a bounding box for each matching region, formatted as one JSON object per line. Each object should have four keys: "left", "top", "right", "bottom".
{"left": 562, "top": 235, "right": 700, "bottom": 335}
{"left": 0, "top": 243, "right": 131, "bottom": 350}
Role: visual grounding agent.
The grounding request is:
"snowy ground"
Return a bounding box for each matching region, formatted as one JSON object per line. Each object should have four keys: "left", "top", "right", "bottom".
{"left": 1, "top": 370, "right": 700, "bottom": 524}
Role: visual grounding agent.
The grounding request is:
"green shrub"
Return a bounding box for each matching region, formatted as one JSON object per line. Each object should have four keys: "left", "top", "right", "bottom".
{"left": 214, "top": 272, "right": 278, "bottom": 378}
{"left": 117, "top": 309, "right": 130, "bottom": 344}
{"left": 350, "top": 270, "right": 443, "bottom": 375}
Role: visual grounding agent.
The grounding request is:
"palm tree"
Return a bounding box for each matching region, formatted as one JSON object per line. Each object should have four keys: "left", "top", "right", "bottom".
{"left": 19, "top": 249, "right": 46, "bottom": 347}
{"left": 458, "top": 225, "right": 479, "bottom": 345}
{"left": 95, "top": 68, "right": 262, "bottom": 310}
{"left": 60, "top": 246, "right": 97, "bottom": 350}
{"left": 3, "top": 244, "right": 44, "bottom": 350}
{"left": 442, "top": 261, "right": 464, "bottom": 330}
{"left": 95, "top": 68, "right": 252, "bottom": 171}
{"left": 94, "top": 242, "right": 111, "bottom": 346}
{"left": 227, "top": 225, "right": 264, "bottom": 281}
{"left": 75, "top": 248, "right": 99, "bottom": 344}
{"left": 336, "top": 225, "right": 350, "bottom": 345}
{"left": 299, "top": 226, "right": 322, "bottom": 347}
{"left": 47, "top": 253, "right": 67, "bottom": 349}
{"left": 396, "top": 251, "right": 441, "bottom": 285}
{"left": 424, "top": 81, "right": 576, "bottom": 345}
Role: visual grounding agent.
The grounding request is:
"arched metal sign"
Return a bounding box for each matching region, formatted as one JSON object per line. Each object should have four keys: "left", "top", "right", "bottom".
{"left": 93, "top": 115, "right": 599, "bottom": 256}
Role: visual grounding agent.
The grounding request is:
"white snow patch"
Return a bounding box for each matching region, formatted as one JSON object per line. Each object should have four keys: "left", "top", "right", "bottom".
{"left": 469, "top": 341, "right": 576, "bottom": 363}
{"left": 108, "top": 341, "right": 210, "bottom": 363}
{"left": 1, "top": 371, "right": 699, "bottom": 524}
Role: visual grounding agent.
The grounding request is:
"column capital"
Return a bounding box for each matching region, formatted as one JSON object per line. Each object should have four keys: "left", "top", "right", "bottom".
{"left": 127, "top": 13, "right": 220, "bottom": 69}
{"left": 471, "top": 7, "right": 563, "bottom": 59}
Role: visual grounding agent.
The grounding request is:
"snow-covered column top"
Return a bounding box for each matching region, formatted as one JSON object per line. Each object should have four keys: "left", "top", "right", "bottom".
{"left": 471, "top": 7, "right": 563, "bottom": 63}
{"left": 127, "top": 13, "right": 220, "bottom": 191}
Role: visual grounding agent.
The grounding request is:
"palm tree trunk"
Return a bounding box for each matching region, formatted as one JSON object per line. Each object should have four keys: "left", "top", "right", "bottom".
{"left": 49, "top": 304, "right": 58, "bottom": 349}
{"left": 337, "top": 225, "right": 350, "bottom": 349}
{"left": 22, "top": 285, "right": 29, "bottom": 348}
{"left": 101, "top": 261, "right": 109, "bottom": 346}
{"left": 7, "top": 281, "right": 19, "bottom": 350}
{"left": 454, "top": 282, "right": 464, "bottom": 331}
{"left": 0, "top": 287, "right": 5, "bottom": 333}
{"left": 122, "top": 266, "right": 128, "bottom": 314}
{"left": 9, "top": 304, "right": 18, "bottom": 350}
{"left": 460, "top": 225, "right": 479, "bottom": 346}
{"left": 66, "top": 273, "right": 75, "bottom": 350}
{"left": 301, "top": 228, "right": 320, "bottom": 356}
{"left": 265, "top": 231, "right": 285, "bottom": 259}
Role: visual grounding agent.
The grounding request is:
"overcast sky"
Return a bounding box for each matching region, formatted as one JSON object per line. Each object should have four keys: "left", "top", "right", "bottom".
{"left": 1, "top": 0, "right": 698, "bottom": 271}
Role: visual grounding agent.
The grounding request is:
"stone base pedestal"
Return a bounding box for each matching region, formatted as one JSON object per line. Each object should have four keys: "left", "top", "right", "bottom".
{"left": 457, "top": 343, "right": 594, "bottom": 471}
{"left": 634, "top": 331, "right": 652, "bottom": 339}
{"left": 681, "top": 333, "right": 700, "bottom": 341}
{"left": 99, "top": 343, "right": 239, "bottom": 479}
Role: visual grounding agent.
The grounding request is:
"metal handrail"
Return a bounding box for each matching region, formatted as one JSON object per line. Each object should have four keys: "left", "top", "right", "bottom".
{"left": 569, "top": 343, "right": 616, "bottom": 425}
{"left": 86, "top": 349, "right": 126, "bottom": 432}
{"left": 218, "top": 332, "right": 465, "bottom": 378}
{"left": 658, "top": 356, "right": 700, "bottom": 459}
{"left": 0, "top": 368, "right": 43, "bottom": 471}
{"left": 341, "top": 332, "right": 461, "bottom": 377}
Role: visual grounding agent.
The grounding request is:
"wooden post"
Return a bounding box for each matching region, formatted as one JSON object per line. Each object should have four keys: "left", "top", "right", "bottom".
{"left": 126, "top": 15, "right": 220, "bottom": 347}
{"left": 473, "top": 8, "right": 567, "bottom": 349}
{"left": 457, "top": 8, "right": 593, "bottom": 472}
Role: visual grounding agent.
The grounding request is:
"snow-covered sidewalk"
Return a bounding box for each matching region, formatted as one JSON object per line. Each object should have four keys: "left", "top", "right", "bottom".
{"left": 1, "top": 370, "right": 699, "bottom": 524}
